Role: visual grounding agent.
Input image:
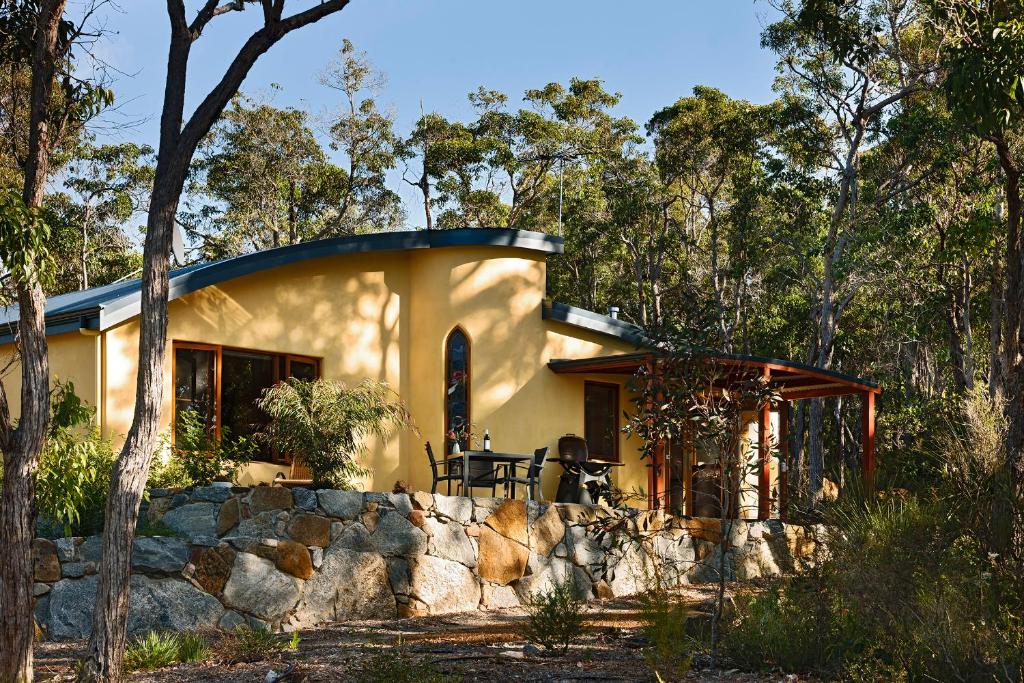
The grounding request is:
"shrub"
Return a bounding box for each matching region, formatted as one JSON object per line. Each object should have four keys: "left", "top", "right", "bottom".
{"left": 219, "top": 625, "right": 298, "bottom": 663}
{"left": 258, "top": 378, "right": 415, "bottom": 488}
{"left": 353, "top": 639, "right": 457, "bottom": 683}
{"left": 123, "top": 630, "right": 212, "bottom": 671}
{"left": 637, "top": 586, "right": 693, "bottom": 681}
{"left": 172, "top": 408, "right": 256, "bottom": 486}
{"left": 176, "top": 631, "right": 212, "bottom": 663}
{"left": 519, "top": 571, "right": 586, "bottom": 653}
{"left": 35, "top": 382, "right": 116, "bottom": 537}
{"left": 124, "top": 631, "right": 184, "bottom": 672}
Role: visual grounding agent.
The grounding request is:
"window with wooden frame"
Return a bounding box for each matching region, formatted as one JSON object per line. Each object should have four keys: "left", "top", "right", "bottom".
{"left": 444, "top": 327, "right": 470, "bottom": 455}
{"left": 584, "top": 381, "right": 619, "bottom": 461}
{"left": 172, "top": 342, "right": 320, "bottom": 463}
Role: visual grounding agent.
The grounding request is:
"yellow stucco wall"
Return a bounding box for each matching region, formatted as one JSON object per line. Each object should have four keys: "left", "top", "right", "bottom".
{"left": 74, "top": 244, "right": 645, "bottom": 499}
{"left": 1, "top": 330, "right": 102, "bottom": 425}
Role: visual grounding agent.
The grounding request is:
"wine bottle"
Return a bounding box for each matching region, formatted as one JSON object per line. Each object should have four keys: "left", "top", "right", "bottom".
{"left": 483, "top": 429, "right": 491, "bottom": 452}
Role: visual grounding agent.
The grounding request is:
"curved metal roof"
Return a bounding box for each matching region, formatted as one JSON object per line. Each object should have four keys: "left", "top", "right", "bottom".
{"left": 0, "top": 228, "right": 563, "bottom": 342}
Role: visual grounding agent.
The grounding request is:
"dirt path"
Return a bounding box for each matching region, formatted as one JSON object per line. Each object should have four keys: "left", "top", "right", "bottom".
{"left": 34, "top": 586, "right": 809, "bottom": 682}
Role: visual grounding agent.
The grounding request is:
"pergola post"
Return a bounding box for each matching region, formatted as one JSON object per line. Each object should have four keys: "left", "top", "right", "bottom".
{"left": 649, "top": 439, "right": 665, "bottom": 510}
{"left": 862, "top": 390, "right": 876, "bottom": 494}
{"left": 778, "top": 400, "right": 790, "bottom": 521}
{"left": 758, "top": 368, "right": 772, "bottom": 520}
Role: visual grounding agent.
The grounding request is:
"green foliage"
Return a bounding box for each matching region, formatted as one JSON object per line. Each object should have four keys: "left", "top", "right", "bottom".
{"left": 637, "top": 587, "right": 693, "bottom": 681}
{"left": 519, "top": 571, "right": 587, "bottom": 654}
{"left": 171, "top": 408, "right": 255, "bottom": 487}
{"left": 123, "top": 630, "right": 211, "bottom": 672}
{"left": 353, "top": 638, "right": 457, "bottom": 683}
{"left": 723, "top": 393, "right": 1024, "bottom": 680}
{"left": 219, "top": 625, "right": 298, "bottom": 664}
{"left": 35, "top": 382, "right": 116, "bottom": 537}
{"left": 258, "top": 378, "right": 414, "bottom": 488}
{"left": 0, "top": 187, "right": 53, "bottom": 287}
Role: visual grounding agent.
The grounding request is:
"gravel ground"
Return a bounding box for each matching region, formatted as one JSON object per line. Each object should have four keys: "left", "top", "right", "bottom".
{"left": 34, "top": 585, "right": 813, "bottom": 683}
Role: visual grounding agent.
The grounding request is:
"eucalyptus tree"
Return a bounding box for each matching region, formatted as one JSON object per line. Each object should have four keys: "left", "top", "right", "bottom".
{"left": 61, "top": 142, "right": 153, "bottom": 289}
{"left": 0, "top": 1, "right": 114, "bottom": 679}
{"left": 763, "top": 0, "right": 938, "bottom": 503}
{"left": 318, "top": 39, "right": 404, "bottom": 235}
{"left": 79, "top": 2, "right": 355, "bottom": 680}
{"left": 926, "top": 0, "right": 1024, "bottom": 556}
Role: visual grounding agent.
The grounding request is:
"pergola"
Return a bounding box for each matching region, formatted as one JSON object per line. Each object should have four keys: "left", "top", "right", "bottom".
{"left": 548, "top": 350, "right": 881, "bottom": 519}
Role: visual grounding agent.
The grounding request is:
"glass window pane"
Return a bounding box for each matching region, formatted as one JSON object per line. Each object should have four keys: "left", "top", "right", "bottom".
{"left": 584, "top": 382, "right": 618, "bottom": 460}
{"left": 222, "top": 350, "right": 275, "bottom": 462}
{"left": 174, "top": 348, "right": 215, "bottom": 442}
{"left": 288, "top": 359, "right": 317, "bottom": 382}
{"left": 445, "top": 329, "right": 470, "bottom": 454}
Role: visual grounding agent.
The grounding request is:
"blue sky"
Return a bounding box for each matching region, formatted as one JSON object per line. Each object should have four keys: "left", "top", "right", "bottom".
{"left": 91, "top": 1, "right": 783, "bottom": 226}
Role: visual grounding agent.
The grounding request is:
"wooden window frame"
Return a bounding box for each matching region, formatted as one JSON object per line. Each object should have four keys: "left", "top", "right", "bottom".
{"left": 584, "top": 380, "right": 620, "bottom": 462}
{"left": 444, "top": 326, "right": 471, "bottom": 454}
{"left": 171, "top": 341, "right": 321, "bottom": 463}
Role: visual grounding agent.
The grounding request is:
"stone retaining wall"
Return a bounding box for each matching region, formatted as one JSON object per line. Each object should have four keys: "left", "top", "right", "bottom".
{"left": 32, "top": 486, "right": 825, "bottom": 639}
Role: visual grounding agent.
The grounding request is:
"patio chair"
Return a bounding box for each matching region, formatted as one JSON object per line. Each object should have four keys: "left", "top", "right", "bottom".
{"left": 554, "top": 434, "right": 613, "bottom": 505}
{"left": 497, "top": 447, "right": 548, "bottom": 501}
{"left": 426, "top": 441, "right": 463, "bottom": 495}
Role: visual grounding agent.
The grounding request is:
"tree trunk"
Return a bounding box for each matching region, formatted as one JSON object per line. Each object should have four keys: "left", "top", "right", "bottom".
{"left": 791, "top": 399, "right": 805, "bottom": 497}
{"left": 994, "top": 135, "right": 1024, "bottom": 558}
{"left": 0, "top": 2, "right": 66, "bottom": 681}
{"left": 81, "top": 201, "right": 93, "bottom": 289}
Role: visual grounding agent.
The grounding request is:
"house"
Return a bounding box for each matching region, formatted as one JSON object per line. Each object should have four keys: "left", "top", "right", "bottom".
{"left": 0, "top": 228, "right": 878, "bottom": 518}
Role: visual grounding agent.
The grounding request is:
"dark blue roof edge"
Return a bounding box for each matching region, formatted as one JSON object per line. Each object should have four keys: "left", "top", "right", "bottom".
{"left": 2, "top": 228, "right": 563, "bottom": 338}
{"left": 542, "top": 300, "right": 653, "bottom": 347}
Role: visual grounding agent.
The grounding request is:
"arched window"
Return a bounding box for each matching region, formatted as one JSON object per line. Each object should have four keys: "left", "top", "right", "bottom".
{"left": 445, "top": 327, "right": 470, "bottom": 454}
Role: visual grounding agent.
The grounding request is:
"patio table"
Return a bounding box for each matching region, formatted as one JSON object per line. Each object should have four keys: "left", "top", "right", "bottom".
{"left": 460, "top": 450, "right": 534, "bottom": 497}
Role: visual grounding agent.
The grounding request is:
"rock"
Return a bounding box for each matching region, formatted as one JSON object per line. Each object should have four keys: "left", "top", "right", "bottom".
{"left": 46, "top": 575, "right": 223, "bottom": 638}
{"left": 249, "top": 486, "right": 294, "bottom": 513}
{"left": 334, "top": 523, "right": 374, "bottom": 552}
{"left": 366, "top": 501, "right": 379, "bottom": 512}
{"left": 161, "top": 502, "right": 220, "bottom": 540}
{"left": 132, "top": 537, "right": 190, "bottom": 574}
{"left": 317, "top": 490, "right": 364, "bottom": 520}
{"left": 407, "top": 510, "right": 427, "bottom": 529}
{"left": 218, "top": 610, "right": 248, "bottom": 632}
{"left": 568, "top": 525, "right": 604, "bottom": 567}
{"left": 481, "top": 584, "right": 520, "bottom": 609}
{"left": 146, "top": 496, "right": 172, "bottom": 523}
{"left": 126, "top": 575, "right": 224, "bottom": 635}
{"left": 477, "top": 526, "right": 529, "bottom": 585}
{"left": 223, "top": 553, "right": 304, "bottom": 622}
{"left": 217, "top": 498, "right": 241, "bottom": 536}
{"left": 32, "top": 539, "right": 61, "bottom": 583}
{"left": 276, "top": 540, "right": 314, "bottom": 580}
{"left": 78, "top": 536, "right": 102, "bottom": 564}
{"left": 192, "top": 545, "right": 236, "bottom": 595}
{"left": 465, "top": 523, "right": 481, "bottom": 538}
{"left": 33, "top": 582, "right": 51, "bottom": 597}
{"left": 61, "top": 563, "right": 85, "bottom": 578}
{"left": 530, "top": 504, "right": 565, "bottom": 556}
{"left": 557, "top": 503, "right": 598, "bottom": 525}
{"left": 293, "top": 487, "right": 317, "bottom": 511}
{"left": 523, "top": 642, "right": 543, "bottom": 657}
{"left": 231, "top": 511, "right": 278, "bottom": 541}
{"left": 361, "top": 510, "right": 380, "bottom": 533}
{"left": 287, "top": 513, "right": 331, "bottom": 547}
{"left": 330, "top": 522, "right": 345, "bottom": 542}
{"left": 484, "top": 499, "right": 528, "bottom": 546}
{"left": 45, "top": 576, "right": 98, "bottom": 639}
{"left": 311, "top": 547, "right": 324, "bottom": 569}
{"left": 407, "top": 555, "right": 480, "bottom": 614}
{"left": 608, "top": 545, "right": 651, "bottom": 597}
{"left": 433, "top": 494, "right": 472, "bottom": 523}
{"left": 371, "top": 512, "right": 428, "bottom": 556}
{"left": 473, "top": 497, "right": 503, "bottom": 523}
{"left": 192, "top": 485, "right": 232, "bottom": 503}
{"left": 515, "top": 562, "right": 590, "bottom": 603}
{"left": 170, "top": 492, "right": 190, "bottom": 508}
{"left": 410, "top": 491, "right": 434, "bottom": 511}
{"left": 292, "top": 548, "right": 394, "bottom": 625}
{"left": 387, "top": 493, "right": 413, "bottom": 515}
{"left": 593, "top": 579, "right": 615, "bottom": 599}
{"left": 54, "top": 537, "right": 78, "bottom": 562}
{"left": 387, "top": 557, "right": 411, "bottom": 596}
{"left": 425, "top": 517, "right": 476, "bottom": 567}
